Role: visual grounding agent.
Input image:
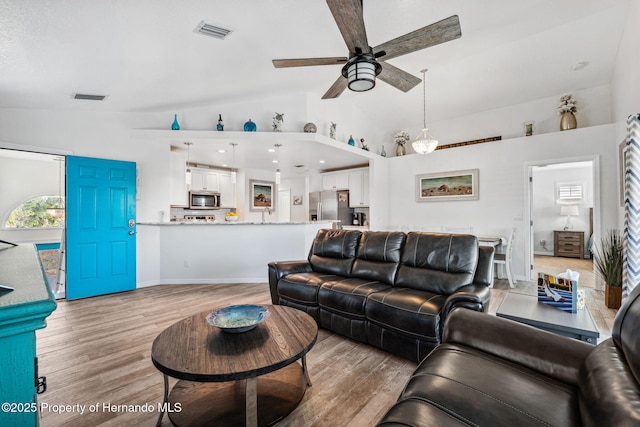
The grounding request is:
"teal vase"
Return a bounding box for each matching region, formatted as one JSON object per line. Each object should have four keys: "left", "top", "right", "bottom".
{"left": 217, "top": 114, "right": 224, "bottom": 131}
{"left": 348, "top": 135, "right": 355, "bottom": 146}
{"left": 171, "top": 114, "right": 180, "bottom": 130}
{"left": 244, "top": 119, "right": 257, "bottom": 132}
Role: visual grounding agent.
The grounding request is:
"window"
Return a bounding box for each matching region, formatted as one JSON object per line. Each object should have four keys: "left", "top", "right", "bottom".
{"left": 557, "top": 182, "right": 583, "bottom": 202}
{"left": 4, "top": 196, "right": 64, "bottom": 229}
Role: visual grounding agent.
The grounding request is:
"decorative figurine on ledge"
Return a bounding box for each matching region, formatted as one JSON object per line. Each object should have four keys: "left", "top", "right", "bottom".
{"left": 171, "top": 114, "right": 180, "bottom": 130}
{"left": 360, "top": 138, "right": 369, "bottom": 151}
{"left": 330, "top": 122, "right": 337, "bottom": 139}
{"left": 348, "top": 135, "right": 355, "bottom": 146}
{"left": 303, "top": 122, "right": 317, "bottom": 133}
{"left": 244, "top": 119, "right": 257, "bottom": 132}
{"left": 217, "top": 114, "right": 224, "bottom": 131}
{"left": 394, "top": 131, "right": 410, "bottom": 156}
{"left": 273, "top": 112, "right": 284, "bottom": 132}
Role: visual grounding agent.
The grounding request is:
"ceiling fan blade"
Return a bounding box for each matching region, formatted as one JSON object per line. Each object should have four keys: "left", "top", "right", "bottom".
{"left": 374, "top": 15, "right": 461, "bottom": 61}
{"left": 378, "top": 62, "right": 422, "bottom": 92}
{"left": 326, "top": 0, "right": 369, "bottom": 53}
{"left": 272, "top": 57, "right": 348, "bottom": 68}
{"left": 322, "top": 76, "right": 348, "bottom": 99}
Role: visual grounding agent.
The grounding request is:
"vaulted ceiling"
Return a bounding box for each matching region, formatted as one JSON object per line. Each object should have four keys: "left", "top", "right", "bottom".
{"left": 0, "top": 1, "right": 629, "bottom": 131}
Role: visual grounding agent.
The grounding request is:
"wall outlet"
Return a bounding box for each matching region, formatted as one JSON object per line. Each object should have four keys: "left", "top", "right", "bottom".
{"left": 183, "top": 259, "right": 190, "bottom": 268}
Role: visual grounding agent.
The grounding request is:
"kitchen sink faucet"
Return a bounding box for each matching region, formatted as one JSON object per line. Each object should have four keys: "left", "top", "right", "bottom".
{"left": 262, "top": 207, "right": 272, "bottom": 222}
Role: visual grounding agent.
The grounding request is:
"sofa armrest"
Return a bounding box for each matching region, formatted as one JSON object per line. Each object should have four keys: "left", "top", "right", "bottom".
{"left": 473, "top": 245, "right": 495, "bottom": 287}
{"left": 443, "top": 284, "right": 491, "bottom": 316}
{"left": 267, "top": 261, "right": 312, "bottom": 304}
{"left": 443, "top": 307, "right": 593, "bottom": 386}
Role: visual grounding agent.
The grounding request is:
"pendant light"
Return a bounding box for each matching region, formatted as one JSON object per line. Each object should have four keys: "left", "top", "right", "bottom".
{"left": 184, "top": 142, "right": 193, "bottom": 185}
{"left": 274, "top": 144, "right": 282, "bottom": 184}
{"left": 412, "top": 69, "right": 438, "bottom": 154}
{"left": 230, "top": 142, "right": 237, "bottom": 184}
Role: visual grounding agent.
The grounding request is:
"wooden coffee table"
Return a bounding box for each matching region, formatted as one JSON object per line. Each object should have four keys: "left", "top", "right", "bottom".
{"left": 151, "top": 304, "right": 318, "bottom": 427}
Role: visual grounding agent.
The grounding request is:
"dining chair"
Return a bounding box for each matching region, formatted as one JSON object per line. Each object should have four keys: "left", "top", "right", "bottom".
{"left": 494, "top": 228, "right": 516, "bottom": 288}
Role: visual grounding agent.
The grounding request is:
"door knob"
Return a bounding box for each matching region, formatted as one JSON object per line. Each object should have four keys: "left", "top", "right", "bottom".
{"left": 128, "top": 231, "right": 135, "bottom": 235}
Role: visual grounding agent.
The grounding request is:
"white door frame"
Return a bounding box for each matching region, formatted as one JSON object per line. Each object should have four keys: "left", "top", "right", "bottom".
{"left": 524, "top": 154, "right": 600, "bottom": 282}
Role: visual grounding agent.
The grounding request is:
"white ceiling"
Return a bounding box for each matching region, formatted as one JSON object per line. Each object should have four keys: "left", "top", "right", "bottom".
{"left": 0, "top": 0, "right": 630, "bottom": 171}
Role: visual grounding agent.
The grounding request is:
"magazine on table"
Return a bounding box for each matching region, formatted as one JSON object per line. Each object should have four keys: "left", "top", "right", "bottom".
{"left": 537, "top": 272, "right": 577, "bottom": 313}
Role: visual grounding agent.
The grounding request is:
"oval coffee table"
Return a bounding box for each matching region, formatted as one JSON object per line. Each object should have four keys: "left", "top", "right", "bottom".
{"left": 151, "top": 304, "right": 318, "bottom": 427}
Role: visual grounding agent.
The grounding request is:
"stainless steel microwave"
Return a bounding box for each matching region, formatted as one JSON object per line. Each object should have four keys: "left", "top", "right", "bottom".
{"left": 189, "top": 191, "right": 220, "bottom": 210}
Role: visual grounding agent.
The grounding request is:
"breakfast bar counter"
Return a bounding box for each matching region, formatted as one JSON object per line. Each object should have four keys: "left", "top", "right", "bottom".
{"left": 136, "top": 221, "right": 334, "bottom": 287}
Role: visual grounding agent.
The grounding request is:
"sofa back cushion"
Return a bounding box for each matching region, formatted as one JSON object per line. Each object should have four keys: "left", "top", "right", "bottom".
{"left": 351, "top": 231, "right": 406, "bottom": 285}
{"left": 309, "top": 229, "right": 361, "bottom": 276}
{"left": 396, "top": 232, "right": 479, "bottom": 295}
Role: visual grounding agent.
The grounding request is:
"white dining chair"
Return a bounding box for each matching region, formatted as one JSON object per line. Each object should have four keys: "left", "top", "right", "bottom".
{"left": 494, "top": 228, "right": 516, "bottom": 288}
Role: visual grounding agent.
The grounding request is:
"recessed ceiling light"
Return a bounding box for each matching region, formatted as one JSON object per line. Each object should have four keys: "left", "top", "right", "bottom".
{"left": 571, "top": 61, "right": 589, "bottom": 71}
{"left": 319, "top": 160, "right": 326, "bottom": 164}
{"left": 272, "top": 160, "right": 278, "bottom": 163}
{"left": 221, "top": 164, "right": 228, "bottom": 167}
{"left": 268, "top": 148, "right": 276, "bottom": 153}
{"left": 217, "top": 149, "right": 226, "bottom": 153}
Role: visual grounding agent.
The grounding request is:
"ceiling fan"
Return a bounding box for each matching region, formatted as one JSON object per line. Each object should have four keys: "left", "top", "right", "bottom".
{"left": 272, "top": 0, "right": 461, "bottom": 99}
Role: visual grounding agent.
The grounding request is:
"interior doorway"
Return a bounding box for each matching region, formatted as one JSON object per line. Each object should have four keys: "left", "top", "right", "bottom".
{"left": 527, "top": 157, "right": 599, "bottom": 285}
{"left": 278, "top": 188, "right": 291, "bottom": 222}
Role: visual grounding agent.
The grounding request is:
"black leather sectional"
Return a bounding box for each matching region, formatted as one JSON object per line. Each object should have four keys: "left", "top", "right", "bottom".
{"left": 377, "top": 284, "right": 640, "bottom": 426}
{"left": 268, "top": 229, "right": 495, "bottom": 361}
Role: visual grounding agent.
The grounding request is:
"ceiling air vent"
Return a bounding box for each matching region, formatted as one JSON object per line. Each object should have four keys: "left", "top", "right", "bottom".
{"left": 73, "top": 93, "right": 107, "bottom": 101}
{"left": 194, "top": 21, "right": 232, "bottom": 40}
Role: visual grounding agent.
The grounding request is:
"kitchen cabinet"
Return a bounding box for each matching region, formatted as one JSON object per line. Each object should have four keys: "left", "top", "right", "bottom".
{"left": 218, "top": 172, "right": 236, "bottom": 208}
{"left": 322, "top": 172, "right": 349, "bottom": 190}
{"left": 189, "top": 168, "right": 220, "bottom": 192}
{"left": 170, "top": 150, "right": 188, "bottom": 206}
{"left": 348, "top": 169, "right": 369, "bottom": 207}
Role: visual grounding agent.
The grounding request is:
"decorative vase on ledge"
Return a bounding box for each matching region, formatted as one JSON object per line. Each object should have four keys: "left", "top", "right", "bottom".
{"left": 560, "top": 112, "right": 577, "bottom": 131}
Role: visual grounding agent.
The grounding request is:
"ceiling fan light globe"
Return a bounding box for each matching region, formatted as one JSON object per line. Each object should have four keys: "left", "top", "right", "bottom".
{"left": 412, "top": 128, "right": 438, "bottom": 154}
{"left": 345, "top": 61, "right": 377, "bottom": 92}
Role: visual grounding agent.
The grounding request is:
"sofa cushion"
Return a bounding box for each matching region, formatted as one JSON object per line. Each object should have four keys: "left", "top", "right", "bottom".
{"left": 351, "top": 231, "right": 406, "bottom": 285}
{"left": 396, "top": 232, "right": 478, "bottom": 295}
{"left": 309, "top": 229, "right": 361, "bottom": 276}
{"left": 277, "top": 272, "right": 343, "bottom": 305}
{"left": 319, "top": 278, "right": 391, "bottom": 317}
{"left": 396, "top": 343, "right": 582, "bottom": 426}
{"left": 366, "top": 287, "right": 446, "bottom": 341}
{"left": 612, "top": 285, "right": 640, "bottom": 384}
{"left": 376, "top": 397, "right": 469, "bottom": 426}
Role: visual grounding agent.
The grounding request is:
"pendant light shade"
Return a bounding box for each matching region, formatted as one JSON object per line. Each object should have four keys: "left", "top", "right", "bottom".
{"left": 412, "top": 69, "right": 438, "bottom": 154}
{"left": 341, "top": 51, "right": 382, "bottom": 93}
{"left": 274, "top": 144, "right": 282, "bottom": 184}
{"left": 230, "top": 142, "right": 237, "bottom": 184}
{"left": 184, "top": 142, "right": 193, "bottom": 185}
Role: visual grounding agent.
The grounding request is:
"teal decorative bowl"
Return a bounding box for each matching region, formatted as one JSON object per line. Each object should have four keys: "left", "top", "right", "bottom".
{"left": 206, "top": 305, "right": 270, "bottom": 333}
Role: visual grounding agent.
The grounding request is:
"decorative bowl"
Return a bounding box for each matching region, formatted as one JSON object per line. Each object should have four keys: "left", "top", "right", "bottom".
{"left": 225, "top": 216, "right": 238, "bottom": 222}
{"left": 206, "top": 305, "right": 270, "bottom": 333}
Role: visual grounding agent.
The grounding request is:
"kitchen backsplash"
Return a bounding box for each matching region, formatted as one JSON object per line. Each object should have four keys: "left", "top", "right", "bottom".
{"left": 170, "top": 207, "right": 234, "bottom": 221}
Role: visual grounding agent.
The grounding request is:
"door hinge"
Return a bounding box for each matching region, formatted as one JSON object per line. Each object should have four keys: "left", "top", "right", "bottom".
{"left": 35, "top": 357, "right": 47, "bottom": 394}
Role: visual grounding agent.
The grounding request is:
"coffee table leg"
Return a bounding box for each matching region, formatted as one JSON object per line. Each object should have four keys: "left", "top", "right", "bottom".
{"left": 245, "top": 377, "right": 258, "bottom": 427}
{"left": 302, "top": 355, "right": 312, "bottom": 386}
{"left": 156, "top": 374, "right": 169, "bottom": 427}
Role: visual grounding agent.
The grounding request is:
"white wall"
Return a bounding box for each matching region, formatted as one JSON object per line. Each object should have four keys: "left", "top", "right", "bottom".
{"left": 385, "top": 124, "right": 617, "bottom": 281}
{"left": 532, "top": 163, "right": 593, "bottom": 255}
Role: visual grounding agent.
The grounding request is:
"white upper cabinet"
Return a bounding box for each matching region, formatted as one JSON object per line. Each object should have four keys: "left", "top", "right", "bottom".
{"left": 321, "top": 172, "right": 350, "bottom": 190}
{"left": 170, "top": 150, "right": 188, "bottom": 206}
{"left": 218, "top": 172, "right": 236, "bottom": 208}
{"left": 189, "top": 168, "right": 220, "bottom": 192}
{"left": 348, "top": 169, "right": 369, "bottom": 207}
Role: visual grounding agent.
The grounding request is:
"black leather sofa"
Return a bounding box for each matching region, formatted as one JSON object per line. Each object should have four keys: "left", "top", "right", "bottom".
{"left": 268, "top": 229, "right": 495, "bottom": 362}
{"left": 377, "top": 284, "right": 640, "bottom": 426}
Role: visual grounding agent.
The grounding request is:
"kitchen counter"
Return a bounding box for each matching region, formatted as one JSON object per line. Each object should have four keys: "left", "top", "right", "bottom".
{"left": 138, "top": 220, "right": 337, "bottom": 226}
{"left": 136, "top": 221, "right": 334, "bottom": 287}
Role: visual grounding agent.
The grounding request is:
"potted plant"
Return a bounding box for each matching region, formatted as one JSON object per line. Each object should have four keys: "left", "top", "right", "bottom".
{"left": 593, "top": 230, "right": 623, "bottom": 309}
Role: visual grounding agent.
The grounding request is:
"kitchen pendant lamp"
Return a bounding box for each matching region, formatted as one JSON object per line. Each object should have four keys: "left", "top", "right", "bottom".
{"left": 184, "top": 142, "right": 193, "bottom": 185}
{"left": 230, "top": 142, "right": 237, "bottom": 184}
{"left": 412, "top": 69, "right": 438, "bottom": 154}
{"left": 274, "top": 144, "right": 282, "bottom": 184}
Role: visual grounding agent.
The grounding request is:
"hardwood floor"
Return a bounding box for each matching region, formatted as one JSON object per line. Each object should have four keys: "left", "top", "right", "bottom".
{"left": 36, "top": 258, "right": 618, "bottom": 426}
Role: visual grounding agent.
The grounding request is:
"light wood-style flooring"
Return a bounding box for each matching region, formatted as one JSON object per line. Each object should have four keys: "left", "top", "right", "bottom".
{"left": 36, "top": 256, "right": 617, "bottom": 427}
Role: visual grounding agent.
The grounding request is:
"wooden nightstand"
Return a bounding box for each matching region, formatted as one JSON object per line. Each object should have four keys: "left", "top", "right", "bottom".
{"left": 554, "top": 230, "right": 585, "bottom": 259}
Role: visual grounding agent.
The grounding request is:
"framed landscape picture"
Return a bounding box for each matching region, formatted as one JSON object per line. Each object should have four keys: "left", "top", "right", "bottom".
{"left": 250, "top": 180, "right": 275, "bottom": 211}
{"left": 416, "top": 169, "right": 479, "bottom": 202}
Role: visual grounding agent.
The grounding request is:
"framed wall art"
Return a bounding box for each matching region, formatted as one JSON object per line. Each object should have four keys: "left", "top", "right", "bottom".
{"left": 249, "top": 179, "right": 276, "bottom": 211}
{"left": 416, "top": 169, "right": 479, "bottom": 202}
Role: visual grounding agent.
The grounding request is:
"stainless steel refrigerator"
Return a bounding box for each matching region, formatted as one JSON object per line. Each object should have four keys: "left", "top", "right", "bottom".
{"left": 309, "top": 190, "right": 352, "bottom": 228}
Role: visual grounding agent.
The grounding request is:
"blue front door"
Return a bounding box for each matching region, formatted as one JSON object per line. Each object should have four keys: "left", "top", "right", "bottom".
{"left": 66, "top": 156, "right": 136, "bottom": 300}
